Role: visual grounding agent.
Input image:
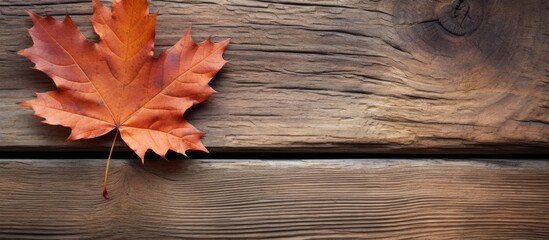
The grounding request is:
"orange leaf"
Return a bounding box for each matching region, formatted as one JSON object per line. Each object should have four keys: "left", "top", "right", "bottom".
{"left": 20, "top": 0, "right": 230, "bottom": 161}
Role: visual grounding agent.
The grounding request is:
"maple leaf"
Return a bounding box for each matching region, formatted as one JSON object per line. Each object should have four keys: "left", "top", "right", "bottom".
{"left": 19, "top": 0, "right": 229, "bottom": 198}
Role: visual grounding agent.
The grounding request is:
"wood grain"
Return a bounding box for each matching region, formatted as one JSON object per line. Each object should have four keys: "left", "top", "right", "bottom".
{"left": 0, "top": 158, "right": 548, "bottom": 239}
{"left": 1, "top": 0, "right": 548, "bottom": 153}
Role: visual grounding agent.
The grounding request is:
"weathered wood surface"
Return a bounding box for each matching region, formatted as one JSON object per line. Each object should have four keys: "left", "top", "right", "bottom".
{"left": 1, "top": 0, "right": 548, "bottom": 153}
{"left": 0, "top": 159, "right": 548, "bottom": 239}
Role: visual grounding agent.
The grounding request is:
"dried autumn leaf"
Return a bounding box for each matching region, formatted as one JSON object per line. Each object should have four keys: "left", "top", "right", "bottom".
{"left": 20, "top": 0, "right": 229, "bottom": 157}
{"left": 19, "top": 0, "right": 229, "bottom": 197}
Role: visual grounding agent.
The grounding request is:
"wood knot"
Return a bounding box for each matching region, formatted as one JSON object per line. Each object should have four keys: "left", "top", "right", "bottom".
{"left": 390, "top": 0, "right": 542, "bottom": 92}
{"left": 436, "top": 0, "right": 483, "bottom": 36}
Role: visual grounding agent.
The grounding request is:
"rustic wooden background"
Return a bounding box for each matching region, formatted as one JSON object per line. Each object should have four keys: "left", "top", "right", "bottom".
{"left": 0, "top": 0, "right": 548, "bottom": 239}
{"left": 2, "top": 159, "right": 549, "bottom": 239}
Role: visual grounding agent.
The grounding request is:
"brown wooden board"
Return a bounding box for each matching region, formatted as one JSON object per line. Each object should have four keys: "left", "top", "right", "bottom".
{"left": 0, "top": 0, "right": 547, "bottom": 153}
{"left": 1, "top": 158, "right": 548, "bottom": 239}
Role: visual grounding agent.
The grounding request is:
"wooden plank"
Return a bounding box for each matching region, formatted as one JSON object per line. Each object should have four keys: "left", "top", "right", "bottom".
{"left": 1, "top": 0, "right": 548, "bottom": 153}
{"left": 0, "top": 158, "right": 548, "bottom": 239}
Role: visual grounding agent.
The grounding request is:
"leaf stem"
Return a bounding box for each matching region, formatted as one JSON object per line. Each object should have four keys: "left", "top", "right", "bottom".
{"left": 103, "top": 130, "right": 118, "bottom": 199}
